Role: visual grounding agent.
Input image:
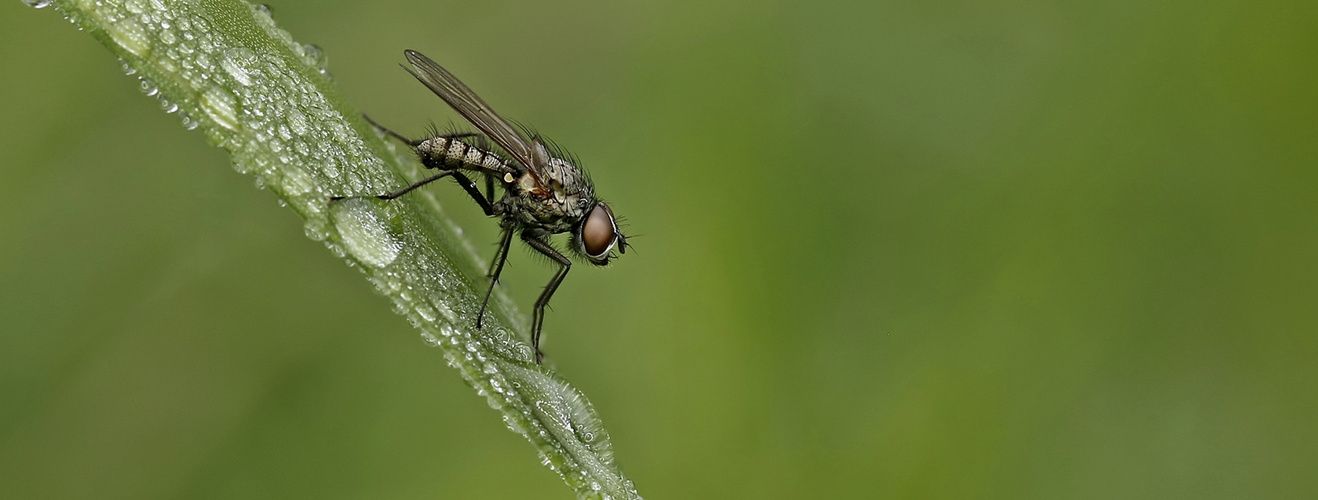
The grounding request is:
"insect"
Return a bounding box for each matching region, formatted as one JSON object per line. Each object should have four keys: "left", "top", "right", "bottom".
{"left": 335, "top": 50, "right": 628, "bottom": 364}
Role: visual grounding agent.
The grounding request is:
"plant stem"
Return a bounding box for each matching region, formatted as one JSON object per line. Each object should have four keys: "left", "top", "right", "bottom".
{"left": 36, "top": 0, "right": 641, "bottom": 498}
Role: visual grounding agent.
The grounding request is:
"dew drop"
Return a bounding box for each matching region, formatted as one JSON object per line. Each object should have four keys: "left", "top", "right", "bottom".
{"left": 200, "top": 86, "right": 240, "bottom": 131}
{"left": 303, "top": 43, "right": 328, "bottom": 72}
{"left": 107, "top": 18, "right": 152, "bottom": 58}
{"left": 287, "top": 108, "right": 309, "bottom": 135}
{"left": 331, "top": 199, "right": 401, "bottom": 269}
{"left": 282, "top": 166, "right": 315, "bottom": 195}
{"left": 416, "top": 304, "right": 437, "bottom": 322}
{"left": 304, "top": 219, "right": 330, "bottom": 241}
{"left": 139, "top": 78, "right": 159, "bottom": 96}
{"left": 22, "top": 0, "right": 53, "bottom": 8}
{"left": 221, "top": 47, "right": 257, "bottom": 86}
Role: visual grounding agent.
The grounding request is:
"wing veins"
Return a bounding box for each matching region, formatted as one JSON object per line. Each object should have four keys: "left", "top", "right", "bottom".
{"left": 403, "top": 50, "right": 542, "bottom": 181}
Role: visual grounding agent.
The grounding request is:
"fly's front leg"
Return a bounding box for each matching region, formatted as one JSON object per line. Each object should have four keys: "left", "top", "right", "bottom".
{"left": 521, "top": 234, "right": 572, "bottom": 364}
{"left": 477, "top": 228, "right": 514, "bottom": 330}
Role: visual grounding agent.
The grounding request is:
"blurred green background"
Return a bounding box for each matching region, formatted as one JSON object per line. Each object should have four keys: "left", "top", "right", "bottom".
{"left": 3, "top": 0, "right": 1317, "bottom": 498}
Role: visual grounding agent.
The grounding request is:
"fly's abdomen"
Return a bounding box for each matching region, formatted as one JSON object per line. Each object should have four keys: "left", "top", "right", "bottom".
{"left": 417, "top": 136, "right": 514, "bottom": 175}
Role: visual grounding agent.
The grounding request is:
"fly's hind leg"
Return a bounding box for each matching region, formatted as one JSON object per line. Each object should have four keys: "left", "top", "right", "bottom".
{"left": 363, "top": 114, "right": 422, "bottom": 146}
{"left": 329, "top": 168, "right": 496, "bottom": 211}
{"left": 331, "top": 170, "right": 455, "bottom": 201}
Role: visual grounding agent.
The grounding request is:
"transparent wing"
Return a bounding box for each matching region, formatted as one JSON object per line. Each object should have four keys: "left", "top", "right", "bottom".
{"left": 403, "top": 50, "right": 543, "bottom": 180}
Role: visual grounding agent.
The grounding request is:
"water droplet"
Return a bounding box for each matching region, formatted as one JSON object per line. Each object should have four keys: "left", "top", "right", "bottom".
{"left": 415, "top": 304, "right": 436, "bottom": 322}
{"left": 22, "top": 0, "right": 52, "bottom": 8}
{"left": 283, "top": 166, "right": 315, "bottom": 195}
{"left": 200, "top": 86, "right": 239, "bottom": 131}
{"left": 421, "top": 332, "right": 441, "bottom": 347}
{"left": 303, "top": 43, "right": 328, "bottom": 72}
{"left": 107, "top": 18, "right": 152, "bottom": 58}
{"left": 287, "top": 108, "right": 309, "bottom": 135}
{"left": 139, "top": 78, "right": 158, "bottom": 96}
{"left": 331, "top": 199, "right": 401, "bottom": 269}
{"left": 304, "top": 218, "right": 330, "bottom": 241}
{"left": 221, "top": 47, "right": 256, "bottom": 86}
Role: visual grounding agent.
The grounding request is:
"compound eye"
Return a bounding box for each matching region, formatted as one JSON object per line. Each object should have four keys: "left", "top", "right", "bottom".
{"left": 581, "top": 204, "right": 617, "bottom": 258}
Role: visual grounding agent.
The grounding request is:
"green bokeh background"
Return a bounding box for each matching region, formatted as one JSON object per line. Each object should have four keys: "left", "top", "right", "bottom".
{"left": 3, "top": 0, "right": 1316, "bottom": 498}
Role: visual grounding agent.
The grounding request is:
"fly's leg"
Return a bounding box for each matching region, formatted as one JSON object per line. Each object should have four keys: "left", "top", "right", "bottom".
{"left": 483, "top": 173, "right": 496, "bottom": 202}
{"left": 363, "top": 114, "right": 422, "bottom": 146}
{"left": 449, "top": 171, "right": 494, "bottom": 215}
{"left": 330, "top": 170, "right": 495, "bottom": 213}
{"left": 521, "top": 234, "right": 572, "bottom": 364}
{"left": 477, "top": 228, "right": 515, "bottom": 330}
{"left": 331, "top": 170, "right": 456, "bottom": 201}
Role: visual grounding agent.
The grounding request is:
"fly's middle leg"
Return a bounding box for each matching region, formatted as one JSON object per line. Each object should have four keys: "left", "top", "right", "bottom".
{"left": 477, "top": 228, "right": 515, "bottom": 330}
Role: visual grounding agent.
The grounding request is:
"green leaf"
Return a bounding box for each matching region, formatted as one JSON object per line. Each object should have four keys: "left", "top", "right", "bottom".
{"left": 36, "top": 0, "right": 642, "bottom": 498}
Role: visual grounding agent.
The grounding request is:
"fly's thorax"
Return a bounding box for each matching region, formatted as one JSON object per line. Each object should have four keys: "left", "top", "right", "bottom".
{"left": 498, "top": 156, "right": 595, "bottom": 234}
{"left": 542, "top": 157, "right": 594, "bottom": 221}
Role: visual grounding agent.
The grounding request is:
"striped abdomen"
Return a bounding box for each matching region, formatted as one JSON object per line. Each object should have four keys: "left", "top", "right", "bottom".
{"left": 415, "top": 136, "right": 516, "bottom": 175}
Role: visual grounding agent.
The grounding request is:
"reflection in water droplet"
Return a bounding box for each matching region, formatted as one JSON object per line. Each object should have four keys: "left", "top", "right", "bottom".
{"left": 22, "top": 0, "right": 53, "bottom": 8}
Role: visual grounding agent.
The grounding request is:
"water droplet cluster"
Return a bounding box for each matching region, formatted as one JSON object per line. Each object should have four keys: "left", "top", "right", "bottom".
{"left": 39, "top": 1, "right": 642, "bottom": 497}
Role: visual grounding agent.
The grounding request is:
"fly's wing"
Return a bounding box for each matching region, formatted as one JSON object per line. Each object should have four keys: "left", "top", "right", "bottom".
{"left": 403, "top": 50, "right": 544, "bottom": 182}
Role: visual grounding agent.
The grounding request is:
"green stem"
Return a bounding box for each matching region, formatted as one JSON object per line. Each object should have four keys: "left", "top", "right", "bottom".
{"left": 38, "top": 0, "right": 641, "bottom": 498}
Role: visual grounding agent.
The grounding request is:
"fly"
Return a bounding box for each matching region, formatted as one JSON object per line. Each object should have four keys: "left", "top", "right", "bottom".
{"left": 334, "top": 50, "right": 629, "bottom": 364}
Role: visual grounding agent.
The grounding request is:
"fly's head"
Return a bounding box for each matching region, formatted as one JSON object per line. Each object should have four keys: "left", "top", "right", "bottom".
{"left": 572, "top": 201, "right": 628, "bottom": 266}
